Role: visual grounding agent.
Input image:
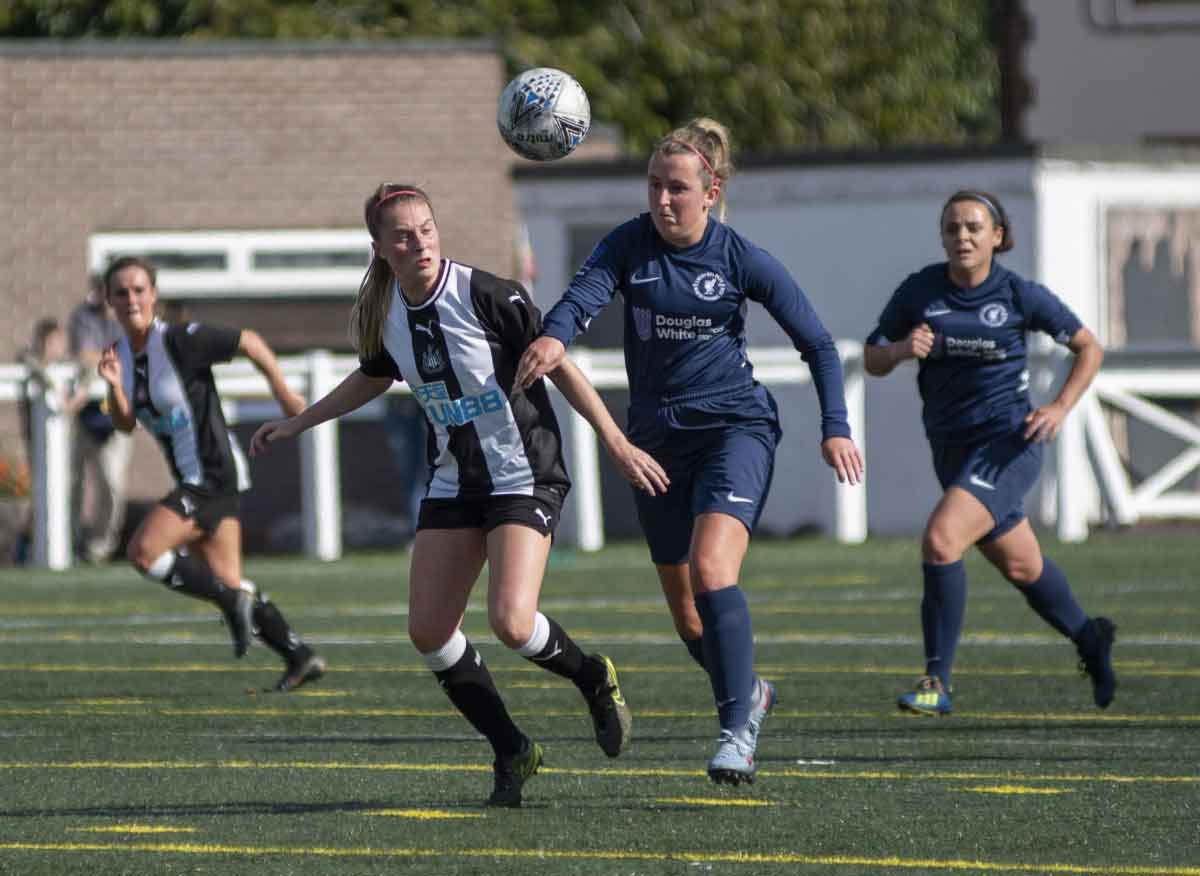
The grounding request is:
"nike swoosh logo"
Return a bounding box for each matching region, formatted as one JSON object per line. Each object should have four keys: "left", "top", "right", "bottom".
{"left": 925, "top": 308, "right": 951, "bottom": 317}
{"left": 968, "top": 474, "right": 996, "bottom": 491}
{"left": 726, "top": 492, "right": 754, "bottom": 504}
{"left": 716, "top": 697, "right": 737, "bottom": 708}
{"left": 630, "top": 274, "right": 661, "bottom": 285}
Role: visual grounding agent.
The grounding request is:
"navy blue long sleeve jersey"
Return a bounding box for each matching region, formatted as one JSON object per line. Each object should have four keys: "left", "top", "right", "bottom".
{"left": 541, "top": 214, "right": 850, "bottom": 442}
{"left": 866, "top": 262, "right": 1083, "bottom": 443}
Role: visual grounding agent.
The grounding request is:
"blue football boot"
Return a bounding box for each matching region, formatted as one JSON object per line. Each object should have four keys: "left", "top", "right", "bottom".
{"left": 897, "top": 675, "right": 952, "bottom": 716}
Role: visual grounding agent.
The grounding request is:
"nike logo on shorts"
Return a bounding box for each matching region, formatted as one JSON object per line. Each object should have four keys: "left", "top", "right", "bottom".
{"left": 968, "top": 474, "right": 996, "bottom": 491}
{"left": 726, "top": 492, "right": 755, "bottom": 504}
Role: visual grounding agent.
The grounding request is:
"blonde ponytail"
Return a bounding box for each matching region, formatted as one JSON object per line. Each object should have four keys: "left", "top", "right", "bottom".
{"left": 655, "top": 117, "right": 735, "bottom": 221}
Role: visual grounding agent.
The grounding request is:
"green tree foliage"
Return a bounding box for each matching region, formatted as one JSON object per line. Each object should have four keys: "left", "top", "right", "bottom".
{"left": 1, "top": 0, "right": 999, "bottom": 152}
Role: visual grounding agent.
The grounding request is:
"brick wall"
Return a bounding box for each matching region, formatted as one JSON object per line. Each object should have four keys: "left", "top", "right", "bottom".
{"left": 0, "top": 40, "right": 523, "bottom": 361}
{"left": 0, "top": 41, "right": 622, "bottom": 536}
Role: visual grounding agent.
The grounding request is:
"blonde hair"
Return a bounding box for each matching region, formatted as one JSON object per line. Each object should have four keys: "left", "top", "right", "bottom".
{"left": 654, "top": 117, "right": 735, "bottom": 221}
{"left": 350, "top": 183, "right": 434, "bottom": 357}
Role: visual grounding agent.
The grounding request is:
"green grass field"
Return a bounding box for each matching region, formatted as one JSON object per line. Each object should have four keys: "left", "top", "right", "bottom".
{"left": 0, "top": 533, "right": 1197, "bottom": 875}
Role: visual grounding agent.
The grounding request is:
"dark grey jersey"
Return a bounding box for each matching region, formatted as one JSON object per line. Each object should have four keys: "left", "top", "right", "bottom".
{"left": 117, "top": 318, "right": 249, "bottom": 494}
{"left": 359, "top": 259, "right": 569, "bottom": 503}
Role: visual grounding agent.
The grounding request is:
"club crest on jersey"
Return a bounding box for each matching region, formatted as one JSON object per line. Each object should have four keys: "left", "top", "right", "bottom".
{"left": 692, "top": 272, "right": 727, "bottom": 302}
{"left": 419, "top": 345, "right": 445, "bottom": 375}
{"left": 979, "top": 302, "right": 1008, "bottom": 327}
{"left": 632, "top": 305, "right": 653, "bottom": 341}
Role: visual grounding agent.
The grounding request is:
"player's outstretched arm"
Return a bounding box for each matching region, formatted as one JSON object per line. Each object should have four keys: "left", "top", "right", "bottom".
{"left": 546, "top": 357, "right": 669, "bottom": 496}
{"left": 238, "top": 330, "right": 306, "bottom": 417}
{"left": 821, "top": 436, "right": 864, "bottom": 486}
{"left": 250, "top": 369, "right": 392, "bottom": 457}
{"left": 515, "top": 336, "right": 566, "bottom": 390}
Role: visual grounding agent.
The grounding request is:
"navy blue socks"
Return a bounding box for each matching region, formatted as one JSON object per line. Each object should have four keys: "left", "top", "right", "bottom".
{"left": 694, "top": 586, "right": 755, "bottom": 731}
{"left": 681, "top": 635, "right": 708, "bottom": 671}
{"left": 1017, "top": 556, "right": 1088, "bottom": 639}
{"left": 921, "top": 561, "right": 968, "bottom": 689}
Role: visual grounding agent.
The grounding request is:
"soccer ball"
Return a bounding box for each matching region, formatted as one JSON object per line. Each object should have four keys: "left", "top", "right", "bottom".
{"left": 497, "top": 67, "right": 591, "bottom": 161}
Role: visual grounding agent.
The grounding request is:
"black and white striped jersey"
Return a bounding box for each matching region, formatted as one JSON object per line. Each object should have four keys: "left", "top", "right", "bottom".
{"left": 359, "top": 259, "right": 570, "bottom": 503}
{"left": 116, "top": 318, "right": 250, "bottom": 495}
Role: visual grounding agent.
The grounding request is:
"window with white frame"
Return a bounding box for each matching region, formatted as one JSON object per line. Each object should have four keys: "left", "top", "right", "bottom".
{"left": 88, "top": 230, "right": 372, "bottom": 298}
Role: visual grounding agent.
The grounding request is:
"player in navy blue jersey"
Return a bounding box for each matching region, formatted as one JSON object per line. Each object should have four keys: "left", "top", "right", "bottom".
{"left": 515, "top": 118, "right": 864, "bottom": 785}
{"left": 251, "top": 183, "right": 667, "bottom": 808}
{"left": 864, "top": 190, "right": 1116, "bottom": 716}
{"left": 97, "top": 256, "right": 326, "bottom": 693}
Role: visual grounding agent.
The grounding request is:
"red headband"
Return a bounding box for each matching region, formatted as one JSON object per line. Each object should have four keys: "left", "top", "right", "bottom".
{"left": 375, "top": 188, "right": 424, "bottom": 211}
{"left": 668, "top": 138, "right": 716, "bottom": 180}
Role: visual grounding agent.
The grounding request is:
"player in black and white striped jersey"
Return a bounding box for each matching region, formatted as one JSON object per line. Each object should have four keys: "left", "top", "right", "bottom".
{"left": 251, "top": 183, "right": 668, "bottom": 807}
{"left": 98, "top": 256, "right": 326, "bottom": 693}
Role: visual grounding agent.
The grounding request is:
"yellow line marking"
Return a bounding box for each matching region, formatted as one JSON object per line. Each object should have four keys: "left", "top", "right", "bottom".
{"left": 655, "top": 797, "right": 776, "bottom": 807}
{"left": 957, "top": 785, "right": 1072, "bottom": 796}
{"left": 362, "top": 809, "right": 483, "bottom": 820}
{"left": 0, "top": 760, "right": 1194, "bottom": 786}
{"left": 0, "top": 840, "right": 1197, "bottom": 873}
{"left": 67, "top": 825, "right": 199, "bottom": 834}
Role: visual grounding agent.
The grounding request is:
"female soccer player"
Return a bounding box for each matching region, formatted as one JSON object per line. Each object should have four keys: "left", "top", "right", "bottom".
{"left": 862, "top": 190, "right": 1116, "bottom": 715}
{"left": 97, "top": 256, "right": 325, "bottom": 692}
{"left": 250, "top": 183, "right": 667, "bottom": 808}
{"left": 515, "top": 118, "right": 864, "bottom": 785}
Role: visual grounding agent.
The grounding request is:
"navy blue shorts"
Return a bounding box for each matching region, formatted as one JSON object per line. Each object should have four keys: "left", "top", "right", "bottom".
{"left": 931, "top": 430, "right": 1043, "bottom": 543}
{"left": 633, "top": 420, "right": 780, "bottom": 565}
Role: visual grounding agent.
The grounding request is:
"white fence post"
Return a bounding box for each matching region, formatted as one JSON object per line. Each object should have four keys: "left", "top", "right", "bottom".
{"left": 835, "top": 341, "right": 868, "bottom": 544}
{"left": 30, "top": 367, "right": 73, "bottom": 570}
{"left": 564, "top": 349, "right": 605, "bottom": 552}
{"left": 299, "top": 350, "right": 342, "bottom": 560}
{"left": 1055, "top": 390, "right": 1091, "bottom": 542}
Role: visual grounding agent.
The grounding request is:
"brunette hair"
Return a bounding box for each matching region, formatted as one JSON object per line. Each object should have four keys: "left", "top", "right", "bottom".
{"left": 942, "top": 190, "right": 1014, "bottom": 253}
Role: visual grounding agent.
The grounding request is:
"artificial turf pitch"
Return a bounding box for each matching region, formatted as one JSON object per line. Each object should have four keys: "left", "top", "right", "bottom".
{"left": 0, "top": 533, "right": 1196, "bottom": 875}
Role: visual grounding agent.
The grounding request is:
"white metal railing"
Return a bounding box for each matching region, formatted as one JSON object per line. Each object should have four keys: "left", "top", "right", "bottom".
{"left": 5, "top": 344, "right": 867, "bottom": 570}
{"left": 1055, "top": 348, "right": 1200, "bottom": 541}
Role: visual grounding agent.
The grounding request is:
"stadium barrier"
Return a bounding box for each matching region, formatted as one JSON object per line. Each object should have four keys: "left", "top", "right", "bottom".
{"left": 1054, "top": 347, "right": 1200, "bottom": 541}
{"left": 2, "top": 343, "right": 866, "bottom": 569}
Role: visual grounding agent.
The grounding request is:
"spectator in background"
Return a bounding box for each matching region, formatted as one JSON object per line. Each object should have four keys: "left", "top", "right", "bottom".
{"left": 68, "top": 274, "right": 132, "bottom": 563}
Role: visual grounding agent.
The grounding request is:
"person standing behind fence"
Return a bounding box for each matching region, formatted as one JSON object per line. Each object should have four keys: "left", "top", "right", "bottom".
{"left": 515, "top": 118, "right": 864, "bottom": 786}
{"left": 97, "top": 256, "right": 326, "bottom": 693}
{"left": 863, "top": 189, "right": 1116, "bottom": 716}
{"left": 251, "top": 183, "right": 668, "bottom": 807}
{"left": 68, "top": 275, "right": 132, "bottom": 563}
